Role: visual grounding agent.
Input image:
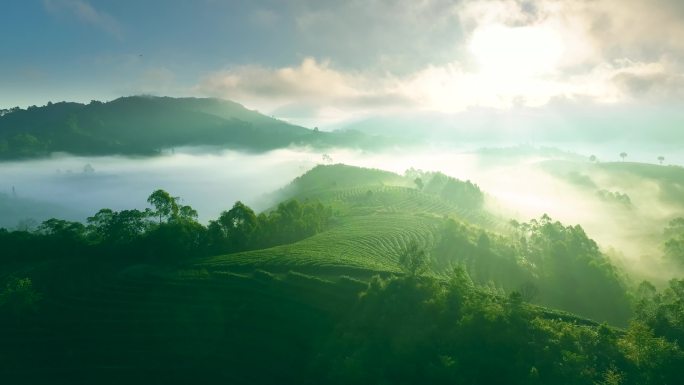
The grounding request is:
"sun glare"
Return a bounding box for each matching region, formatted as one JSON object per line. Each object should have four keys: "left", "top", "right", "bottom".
{"left": 469, "top": 24, "right": 564, "bottom": 78}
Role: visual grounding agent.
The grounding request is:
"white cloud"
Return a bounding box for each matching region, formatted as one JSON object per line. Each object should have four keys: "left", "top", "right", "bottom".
{"left": 44, "top": 0, "right": 123, "bottom": 39}
{"left": 195, "top": 0, "right": 684, "bottom": 124}
{"left": 196, "top": 58, "right": 410, "bottom": 122}
{"left": 197, "top": 56, "right": 676, "bottom": 123}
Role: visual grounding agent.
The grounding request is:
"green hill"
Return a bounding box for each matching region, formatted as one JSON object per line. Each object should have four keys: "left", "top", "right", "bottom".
{"left": 1, "top": 163, "right": 680, "bottom": 384}
{"left": 198, "top": 165, "right": 631, "bottom": 325}
{"left": 0, "top": 96, "right": 390, "bottom": 159}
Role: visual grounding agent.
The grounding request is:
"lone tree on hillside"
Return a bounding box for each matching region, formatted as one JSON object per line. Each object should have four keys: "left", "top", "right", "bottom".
{"left": 589, "top": 155, "right": 597, "bottom": 163}
{"left": 414, "top": 177, "right": 424, "bottom": 190}
{"left": 398, "top": 241, "right": 430, "bottom": 277}
{"left": 620, "top": 152, "right": 628, "bottom": 162}
{"left": 658, "top": 156, "right": 665, "bottom": 165}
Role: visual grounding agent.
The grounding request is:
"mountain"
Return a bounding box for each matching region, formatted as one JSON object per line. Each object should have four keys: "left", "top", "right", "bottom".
{"left": 0, "top": 96, "right": 389, "bottom": 159}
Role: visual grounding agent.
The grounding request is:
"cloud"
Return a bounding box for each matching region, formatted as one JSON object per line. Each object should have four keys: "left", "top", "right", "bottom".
{"left": 192, "top": 0, "right": 684, "bottom": 124}
{"left": 44, "top": 0, "right": 123, "bottom": 39}
{"left": 197, "top": 57, "right": 676, "bottom": 123}
{"left": 611, "top": 61, "right": 684, "bottom": 100}
{"left": 289, "top": 0, "right": 465, "bottom": 73}
{"left": 196, "top": 58, "right": 411, "bottom": 122}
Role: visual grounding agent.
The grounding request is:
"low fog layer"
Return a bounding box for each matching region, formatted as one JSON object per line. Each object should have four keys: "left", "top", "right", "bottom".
{"left": 0, "top": 149, "right": 319, "bottom": 226}
{"left": 319, "top": 146, "right": 684, "bottom": 283}
{"left": 2, "top": 145, "right": 682, "bottom": 282}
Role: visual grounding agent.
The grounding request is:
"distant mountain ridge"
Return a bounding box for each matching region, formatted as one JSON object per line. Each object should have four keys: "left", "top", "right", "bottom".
{"left": 0, "top": 96, "right": 383, "bottom": 159}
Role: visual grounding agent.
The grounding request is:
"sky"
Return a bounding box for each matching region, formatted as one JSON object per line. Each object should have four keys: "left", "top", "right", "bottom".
{"left": 1, "top": 0, "right": 683, "bottom": 129}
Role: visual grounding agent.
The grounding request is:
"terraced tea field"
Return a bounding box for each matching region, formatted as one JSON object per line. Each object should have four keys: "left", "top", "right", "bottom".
{"left": 198, "top": 212, "right": 441, "bottom": 273}
{"left": 200, "top": 179, "right": 511, "bottom": 275}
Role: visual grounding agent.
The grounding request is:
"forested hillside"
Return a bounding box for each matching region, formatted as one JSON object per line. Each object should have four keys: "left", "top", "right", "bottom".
{"left": 1, "top": 164, "right": 683, "bottom": 384}
{"left": 0, "top": 97, "right": 387, "bottom": 159}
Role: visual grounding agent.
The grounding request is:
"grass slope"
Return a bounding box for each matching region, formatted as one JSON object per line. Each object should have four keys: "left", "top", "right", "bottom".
{"left": 200, "top": 164, "right": 505, "bottom": 274}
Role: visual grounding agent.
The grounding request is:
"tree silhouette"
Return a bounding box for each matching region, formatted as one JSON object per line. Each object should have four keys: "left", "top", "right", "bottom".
{"left": 414, "top": 177, "right": 424, "bottom": 190}
{"left": 620, "top": 152, "right": 627, "bottom": 162}
{"left": 658, "top": 156, "right": 665, "bottom": 165}
{"left": 147, "top": 189, "right": 178, "bottom": 224}
{"left": 398, "top": 241, "right": 429, "bottom": 277}
{"left": 589, "top": 154, "right": 597, "bottom": 163}
{"left": 218, "top": 201, "right": 258, "bottom": 251}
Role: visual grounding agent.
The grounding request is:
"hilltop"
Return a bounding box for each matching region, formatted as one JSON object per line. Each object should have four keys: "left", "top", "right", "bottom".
{"left": 0, "top": 96, "right": 388, "bottom": 159}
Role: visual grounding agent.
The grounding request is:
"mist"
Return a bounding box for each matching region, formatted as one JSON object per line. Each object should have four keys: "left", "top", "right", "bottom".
{"left": 0, "top": 149, "right": 319, "bottom": 227}
{"left": 316, "top": 145, "right": 684, "bottom": 283}
{"left": 2, "top": 144, "right": 683, "bottom": 283}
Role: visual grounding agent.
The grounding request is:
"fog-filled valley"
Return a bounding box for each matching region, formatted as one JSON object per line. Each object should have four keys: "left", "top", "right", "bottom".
{"left": 4, "top": 143, "right": 683, "bottom": 284}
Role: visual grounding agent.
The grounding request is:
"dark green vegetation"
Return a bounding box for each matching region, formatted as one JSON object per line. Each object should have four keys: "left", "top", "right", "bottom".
{"left": 0, "top": 96, "right": 388, "bottom": 159}
{"left": 2, "top": 164, "right": 683, "bottom": 384}
{"left": 1, "top": 189, "right": 332, "bottom": 263}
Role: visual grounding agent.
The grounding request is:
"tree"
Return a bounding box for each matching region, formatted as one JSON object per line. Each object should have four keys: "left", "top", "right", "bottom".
{"left": 658, "top": 156, "right": 665, "bottom": 165}
{"left": 86, "top": 208, "right": 151, "bottom": 244}
{"left": 518, "top": 281, "right": 539, "bottom": 302}
{"left": 218, "top": 201, "right": 258, "bottom": 251}
{"left": 147, "top": 189, "right": 178, "bottom": 224}
{"left": 620, "top": 152, "right": 627, "bottom": 162}
{"left": 414, "top": 177, "right": 424, "bottom": 190}
{"left": 0, "top": 277, "right": 41, "bottom": 321}
{"left": 178, "top": 205, "right": 198, "bottom": 221}
{"left": 86, "top": 208, "right": 115, "bottom": 242}
{"left": 618, "top": 321, "right": 680, "bottom": 383}
{"left": 398, "top": 241, "right": 430, "bottom": 277}
{"left": 664, "top": 218, "right": 684, "bottom": 267}
{"left": 589, "top": 154, "right": 597, "bottom": 163}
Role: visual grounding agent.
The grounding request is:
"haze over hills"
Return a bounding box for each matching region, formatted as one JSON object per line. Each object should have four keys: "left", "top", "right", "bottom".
{"left": 0, "top": 96, "right": 390, "bottom": 160}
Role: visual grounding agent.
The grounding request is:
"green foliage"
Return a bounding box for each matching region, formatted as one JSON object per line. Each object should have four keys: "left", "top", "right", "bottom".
{"left": 663, "top": 217, "right": 684, "bottom": 266}
{"left": 421, "top": 172, "right": 484, "bottom": 209}
{"left": 414, "top": 177, "right": 424, "bottom": 190}
{"left": 634, "top": 278, "right": 684, "bottom": 346}
{"left": 517, "top": 215, "right": 632, "bottom": 324}
{"left": 0, "top": 97, "right": 390, "bottom": 160}
{"left": 315, "top": 274, "right": 651, "bottom": 385}
{"left": 210, "top": 201, "right": 258, "bottom": 251}
{"left": 87, "top": 208, "right": 152, "bottom": 245}
{"left": 142, "top": 220, "right": 208, "bottom": 260}
{"left": 617, "top": 321, "right": 682, "bottom": 384}
{"left": 207, "top": 199, "right": 333, "bottom": 254}
{"left": 398, "top": 241, "right": 430, "bottom": 276}
{"left": 1, "top": 189, "right": 331, "bottom": 264}
{"left": 147, "top": 189, "right": 179, "bottom": 223}
{"left": 0, "top": 277, "right": 41, "bottom": 320}
{"left": 596, "top": 189, "right": 632, "bottom": 207}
